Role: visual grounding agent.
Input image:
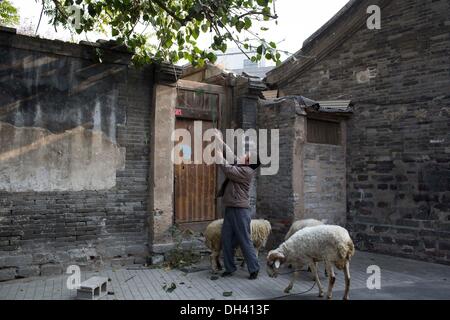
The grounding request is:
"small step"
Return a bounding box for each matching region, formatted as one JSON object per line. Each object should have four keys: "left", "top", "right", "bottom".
{"left": 76, "top": 276, "right": 108, "bottom": 300}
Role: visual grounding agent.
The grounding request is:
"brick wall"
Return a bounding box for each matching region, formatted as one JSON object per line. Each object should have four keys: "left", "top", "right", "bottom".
{"left": 275, "top": 0, "right": 450, "bottom": 263}
{"left": 0, "top": 30, "right": 154, "bottom": 280}
{"left": 304, "top": 143, "right": 346, "bottom": 225}
{"left": 257, "top": 99, "right": 300, "bottom": 246}
{"left": 237, "top": 96, "right": 259, "bottom": 217}
{"left": 257, "top": 98, "right": 349, "bottom": 247}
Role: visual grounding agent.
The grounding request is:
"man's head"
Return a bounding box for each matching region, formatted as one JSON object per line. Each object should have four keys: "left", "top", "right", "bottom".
{"left": 237, "top": 152, "right": 261, "bottom": 170}
{"left": 238, "top": 153, "right": 250, "bottom": 165}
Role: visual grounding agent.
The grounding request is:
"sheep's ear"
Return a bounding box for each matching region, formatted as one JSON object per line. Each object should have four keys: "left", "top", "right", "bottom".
{"left": 274, "top": 260, "right": 281, "bottom": 269}
{"left": 268, "top": 251, "right": 284, "bottom": 261}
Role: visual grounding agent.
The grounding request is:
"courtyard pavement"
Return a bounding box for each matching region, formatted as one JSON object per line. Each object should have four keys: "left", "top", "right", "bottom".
{"left": 0, "top": 251, "right": 449, "bottom": 300}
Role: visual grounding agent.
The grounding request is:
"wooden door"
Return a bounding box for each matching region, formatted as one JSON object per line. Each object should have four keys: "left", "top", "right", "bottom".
{"left": 173, "top": 80, "right": 225, "bottom": 227}
{"left": 174, "top": 119, "right": 216, "bottom": 224}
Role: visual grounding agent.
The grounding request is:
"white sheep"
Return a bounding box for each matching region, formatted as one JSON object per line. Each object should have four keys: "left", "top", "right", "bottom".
{"left": 204, "top": 218, "right": 272, "bottom": 272}
{"left": 285, "top": 218, "right": 326, "bottom": 274}
{"left": 266, "top": 225, "right": 355, "bottom": 300}
{"left": 284, "top": 218, "right": 325, "bottom": 240}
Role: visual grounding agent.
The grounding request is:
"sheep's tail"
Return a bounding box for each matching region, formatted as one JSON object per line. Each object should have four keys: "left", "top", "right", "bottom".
{"left": 337, "top": 239, "right": 355, "bottom": 262}
{"left": 250, "top": 220, "right": 272, "bottom": 248}
{"left": 345, "top": 240, "right": 355, "bottom": 260}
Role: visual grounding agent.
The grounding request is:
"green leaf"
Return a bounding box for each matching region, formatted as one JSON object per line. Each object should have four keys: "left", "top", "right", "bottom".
{"left": 257, "top": 0, "right": 269, "bottom": 6}
{"left": 220, "top": 43, "right": 227, "bottom": 53}
{"left": 206, "top": 52, "right": 217, "bottom": 63}
{"left": 0, "top": 0, "right": 20, "bottom": 26}
{"left": 236, "top": 21, "right": 246, "bottom": 32}
{"left": 87, "top": 4, "right": 95, "bottom": 17}
{"left": 256, "top": 45, "right": 264, "bottom": 55}
{"left": 191, "top": 26, "right": 200, "bottom": 40}
{"left": 244, "top": 17, "right": 252, "bottom": 29}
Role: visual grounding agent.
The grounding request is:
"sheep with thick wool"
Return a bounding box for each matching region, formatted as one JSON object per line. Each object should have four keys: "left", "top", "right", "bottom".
{"left": 284, "top": 218, "right": 325, "bottom": 241}
{"left": 267, "top": 225, "right": 355, "bottom": 300}
{"left": 204, "top": 218, "right": 271, "bottom": 272}
{"left": 284, "top": 218, "right": 326, "bottom": 274}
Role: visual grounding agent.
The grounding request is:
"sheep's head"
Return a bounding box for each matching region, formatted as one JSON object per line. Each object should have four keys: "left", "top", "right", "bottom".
{"left": 266, "top": 250, "right": 285, "bottom": 278}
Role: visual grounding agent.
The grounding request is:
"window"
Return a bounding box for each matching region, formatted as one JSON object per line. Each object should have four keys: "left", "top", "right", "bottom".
{"left": 307, "top": 118, "right": 341, "bottom": 145}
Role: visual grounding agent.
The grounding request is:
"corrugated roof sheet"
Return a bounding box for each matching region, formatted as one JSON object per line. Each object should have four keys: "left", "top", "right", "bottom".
{"left": 316, "top": 100, "right": 354, "bottom": 113}
{"left": 260, "top": 96, "right": 353, "bottom": 115}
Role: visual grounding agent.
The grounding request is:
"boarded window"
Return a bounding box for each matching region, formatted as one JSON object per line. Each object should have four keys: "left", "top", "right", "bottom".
{"left": 307, "top": 119, "right": 341, "bottom": 145}
{"left": 177, "top": 89, "right": 219, "bottom": 112}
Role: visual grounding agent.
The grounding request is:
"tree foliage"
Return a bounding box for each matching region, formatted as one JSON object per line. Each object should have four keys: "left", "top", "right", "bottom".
{"left": 40, "top": 0, "right": 280, "bottom": 66}
{"left": 0, "top": 0, "right": 20, "bottom": 27}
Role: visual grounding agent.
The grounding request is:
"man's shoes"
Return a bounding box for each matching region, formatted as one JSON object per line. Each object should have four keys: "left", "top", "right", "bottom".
{"left": 249, "top": 271, "right": 258, "bottom": 280}
{"left": 221, "top": 271, "right": 234, "bottom": 277}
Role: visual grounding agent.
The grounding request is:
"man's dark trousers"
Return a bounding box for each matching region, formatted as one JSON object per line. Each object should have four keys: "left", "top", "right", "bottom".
{"left": 221, "top": 207, "right": 260, "bottom": 274}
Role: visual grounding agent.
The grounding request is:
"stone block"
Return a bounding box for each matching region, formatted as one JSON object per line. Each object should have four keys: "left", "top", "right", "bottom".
{"left": 17, "top": 265, "right": 40, "bottom": 278}
{"left": 40, "top": 263, "right": 63, "bottom": 276}
{"left": 0, "top": 254, "right": 33, "bottom": 268}
{"left": 76, "top": 276, "right": 108, "bottom": 300}
{"left": 0, "top": 268, "right": 16, "bottom": 281}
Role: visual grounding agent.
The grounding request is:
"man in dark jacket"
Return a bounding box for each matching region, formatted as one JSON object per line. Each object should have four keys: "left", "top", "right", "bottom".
{"left": 214, "top": 133, "right": 260, "bottom": 280}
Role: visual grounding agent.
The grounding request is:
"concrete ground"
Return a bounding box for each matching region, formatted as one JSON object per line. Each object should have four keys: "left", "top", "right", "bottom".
{"left": 0, "top": 250, "right": 449, "bottom": 300}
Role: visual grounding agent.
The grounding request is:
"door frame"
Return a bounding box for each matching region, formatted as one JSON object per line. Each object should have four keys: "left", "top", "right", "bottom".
{"left": 173, "top": 80, "right": 227, "bottom": 231}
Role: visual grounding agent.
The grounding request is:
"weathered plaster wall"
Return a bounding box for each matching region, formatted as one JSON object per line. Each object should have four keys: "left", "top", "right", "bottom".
{"left": 0, "top": 30, "right": 154, "bottom": 280}
{"left": 0, "top": 37, "right": 127, "bottom": 192}
{"left": 0, "top": 122, "right": 125, "bottom": 192}
{"left": 150, "top": 84, "right": 176, "bottom": 253}
{"left": 276, "top": 0, "right": 450, "bottom": 263}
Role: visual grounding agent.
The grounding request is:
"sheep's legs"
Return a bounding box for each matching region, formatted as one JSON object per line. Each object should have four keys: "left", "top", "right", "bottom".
{"left": 325, "top": 263, "right": 336, "bottom": 300}
{"left": 216, "top": 256, "right": 223, "bottom": 271}
{"left": 343, "top": 261, "right": 351, "bottom": 300}
{"left": 210, "top": 252, "right": 221, "bottom": 273}
{"left": 309, "top": 262, "right": 324, "bottom": 297}
{"left": 284, "top": 271, "right": 299, "bottom": 294}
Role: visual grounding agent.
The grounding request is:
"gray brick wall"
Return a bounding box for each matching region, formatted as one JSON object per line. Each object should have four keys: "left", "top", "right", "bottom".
{"left": 277, "top": 0, "right": 450, "bottom": 264}
{"left": 304, "top": 143, "right": 346, "bottom": 225}
{"left": 237, "top": 96, "right": 259, "bottom": 217}
{"left": 257, "top": 99, "right": 298, "bottom": 247}
{"left": 0, "top": 31, "right": 153, "bottom": 280}
{"left": 256, "top": 99, "right": 348, "bottom": 247}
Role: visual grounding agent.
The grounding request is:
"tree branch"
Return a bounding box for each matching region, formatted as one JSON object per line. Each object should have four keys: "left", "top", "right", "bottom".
{"left": 236, "top": 10, "right": 278, "bottom": 20}
{"left": 35, "top": 1, "right": 45, "bottom": 35}
{"left": 151, "top": 0, "right": 187, "bottom": 25}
